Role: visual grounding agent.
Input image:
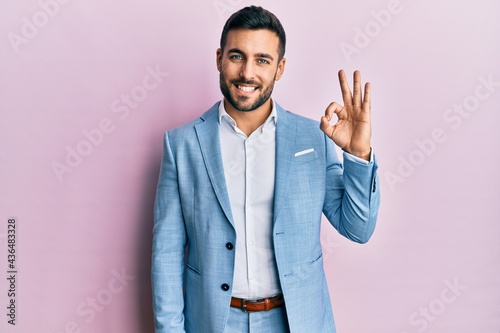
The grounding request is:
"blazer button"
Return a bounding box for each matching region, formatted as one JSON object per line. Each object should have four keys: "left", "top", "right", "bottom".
{"left": 226, "top": 242, "right": 234, "bottom": 250}
{"left": 221, "top": 283, "right": 230, "bottom": 291}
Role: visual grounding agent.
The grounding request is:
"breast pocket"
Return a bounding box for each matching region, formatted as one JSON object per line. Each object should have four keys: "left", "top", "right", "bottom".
{"left": 289, "top": 147, "right": 324, "bottom": 206}
{"left": 293, "top": 148, "right": 318, "bottom": 164}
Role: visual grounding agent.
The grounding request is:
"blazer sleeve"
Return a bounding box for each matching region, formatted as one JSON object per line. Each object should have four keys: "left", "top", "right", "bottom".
{"left": 152, "top": 131, "right": 187, "bottom": 333}
{"left": 322, "top": 134, "right": 380, "bottom": 243}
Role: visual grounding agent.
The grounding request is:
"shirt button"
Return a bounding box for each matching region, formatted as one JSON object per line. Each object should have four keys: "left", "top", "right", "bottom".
{"left": 221, "top": 283, "right": 230, "bottom": 291}
{"left": 226, "top": 242, "right": 234, "bottom": 250}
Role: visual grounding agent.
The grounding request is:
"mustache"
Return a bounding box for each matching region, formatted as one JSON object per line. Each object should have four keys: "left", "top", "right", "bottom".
{"left": 231, "top": 79, "right": 260, "bottom": 87}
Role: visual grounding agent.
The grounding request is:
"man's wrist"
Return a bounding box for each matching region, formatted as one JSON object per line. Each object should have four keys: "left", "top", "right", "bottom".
{"left": 345, "top": 148, "right": 372, "bottom": 161}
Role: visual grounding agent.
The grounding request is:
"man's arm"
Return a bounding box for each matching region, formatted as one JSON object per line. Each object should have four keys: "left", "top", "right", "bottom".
{"left": 152, "top": 131, "right": 187, "bottom": 333}
{"left": 320, "top": 69, "right": 380, "bottom": 242}
{"left": 322, "top": 136, "right": 380, "bottom": 243}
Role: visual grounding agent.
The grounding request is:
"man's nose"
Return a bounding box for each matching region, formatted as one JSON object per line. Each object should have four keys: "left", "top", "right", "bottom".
{"left": 239, "top": 60, "right": 255, "bottom": 80}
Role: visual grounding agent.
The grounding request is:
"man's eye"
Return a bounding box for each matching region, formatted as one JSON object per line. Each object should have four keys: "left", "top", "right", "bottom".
{"left": 258, "top": 59, "right": 270, "bottom": 64}
{"left": 230, "top": 55, "right": 243, "bottom": 60}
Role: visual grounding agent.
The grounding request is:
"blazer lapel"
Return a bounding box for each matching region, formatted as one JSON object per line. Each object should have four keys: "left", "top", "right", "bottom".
{"left": 273, "top": 104, "right": 297, "bottom": 224}
{"left": 194, "top": 103, "right": 234, "bottom": 227}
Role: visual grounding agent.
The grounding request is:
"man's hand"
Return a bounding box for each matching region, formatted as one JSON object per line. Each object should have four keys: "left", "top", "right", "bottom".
{"left": 320, "top": 70, "right": 372, "bottom": 161}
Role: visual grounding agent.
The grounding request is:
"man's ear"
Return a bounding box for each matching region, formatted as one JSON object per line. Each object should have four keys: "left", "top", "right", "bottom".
{"left": 275, "top": 57, "right": 286, "bottom": 81}
{"left": 216, "top": 48, "right": 222, "bottom": 72}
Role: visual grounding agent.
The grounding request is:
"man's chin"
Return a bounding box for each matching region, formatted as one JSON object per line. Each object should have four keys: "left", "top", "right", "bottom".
{"left": 228, "top": 97, "right": 258, "bottom": 112}
{"left": 232, "top": 94, "right": 273, "bottom": 112}
{"left": 234, "top": 104, "right": 258, "bottom": 112}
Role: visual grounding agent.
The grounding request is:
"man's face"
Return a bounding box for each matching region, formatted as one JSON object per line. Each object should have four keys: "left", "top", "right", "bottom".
{"left": 217, "top": 29, "right": 286, "bottom": 113}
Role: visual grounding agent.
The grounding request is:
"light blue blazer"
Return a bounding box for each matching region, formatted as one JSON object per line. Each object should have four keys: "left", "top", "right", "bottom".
{"left": 152, "top": 102, "right": 380, "bottom": 333}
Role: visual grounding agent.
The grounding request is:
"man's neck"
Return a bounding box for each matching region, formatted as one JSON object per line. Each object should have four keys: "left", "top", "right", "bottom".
{"left": 224, "top": 99, "right": 273, "bottom": 136}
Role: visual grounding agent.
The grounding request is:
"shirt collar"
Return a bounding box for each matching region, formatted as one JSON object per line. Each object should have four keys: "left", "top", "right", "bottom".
{"left": 218, "top": 99, "right": 278, "bottom": 127}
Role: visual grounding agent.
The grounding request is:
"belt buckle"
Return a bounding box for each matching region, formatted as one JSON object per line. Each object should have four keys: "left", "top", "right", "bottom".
{"left": 241, "top": 298, "right": 269, "bottom": 313}
{"left": 241, "top": 298, "right": 249, "bottom": 312}
{"left": 241, "top": 297, "right": 263, "bottom": 313}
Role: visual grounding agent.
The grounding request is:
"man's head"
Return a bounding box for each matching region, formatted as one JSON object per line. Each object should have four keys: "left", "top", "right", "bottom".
{"left": 217, "top": 6, "right": 287, "bottom": 113}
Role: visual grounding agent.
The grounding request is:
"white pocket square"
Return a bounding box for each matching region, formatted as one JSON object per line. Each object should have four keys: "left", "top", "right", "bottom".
{"left": 294, "top": 148, "right": 315, "bottom": 157}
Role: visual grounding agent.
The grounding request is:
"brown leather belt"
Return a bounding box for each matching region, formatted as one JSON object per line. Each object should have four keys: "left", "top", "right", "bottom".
{"left": 230, "top": 294, "right": 284, "bottom": 312}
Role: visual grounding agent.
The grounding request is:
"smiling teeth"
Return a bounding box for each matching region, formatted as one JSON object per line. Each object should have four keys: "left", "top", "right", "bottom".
{"left": 238, "top": 85, "right": 256, "bottom": 92}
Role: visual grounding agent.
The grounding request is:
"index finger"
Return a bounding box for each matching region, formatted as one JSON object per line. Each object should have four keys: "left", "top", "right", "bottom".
{"left": 338, "top": 69, "right": 352, "bottom": 106}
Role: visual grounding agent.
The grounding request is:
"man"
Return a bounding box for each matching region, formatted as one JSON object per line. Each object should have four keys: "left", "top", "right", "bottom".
{"left": 152, "top": 6, "right": 380, "bottom": 333}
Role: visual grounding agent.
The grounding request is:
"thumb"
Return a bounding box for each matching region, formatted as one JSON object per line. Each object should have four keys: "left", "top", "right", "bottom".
{"left": 320, "top": 116, "right": 333, "bottom": 136}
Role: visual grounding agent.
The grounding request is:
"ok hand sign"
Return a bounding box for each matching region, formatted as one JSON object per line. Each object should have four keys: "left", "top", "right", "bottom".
{"left": 320, "top": 70, "right": 372, "bottom": 161}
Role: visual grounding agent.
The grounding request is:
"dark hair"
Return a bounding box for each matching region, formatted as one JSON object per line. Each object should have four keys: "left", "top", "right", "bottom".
{"left": 220, "top": 6, "right": 286, "bottom": 60}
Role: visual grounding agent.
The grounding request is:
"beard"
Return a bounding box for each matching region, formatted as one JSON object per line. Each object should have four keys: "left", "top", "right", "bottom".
{"left": 219, "top": 72, "right": 275, "bottom": 112}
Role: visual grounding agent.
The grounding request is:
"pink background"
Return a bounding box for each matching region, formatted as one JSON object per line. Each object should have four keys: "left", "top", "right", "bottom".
{"left": 1, "top": 0, "right": 499, "bottom": 332}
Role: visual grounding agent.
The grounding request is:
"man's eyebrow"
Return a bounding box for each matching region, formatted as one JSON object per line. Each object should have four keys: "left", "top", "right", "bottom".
{"left": 256, "top": 53, "right": 274, "bottom": 61}
{"left": 227, "top": 48, "right": 244, "bottom": 55}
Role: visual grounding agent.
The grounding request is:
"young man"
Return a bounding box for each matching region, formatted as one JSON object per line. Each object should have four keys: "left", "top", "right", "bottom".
{"left": 152, "top": 6, "right": 380, "bottom": 333}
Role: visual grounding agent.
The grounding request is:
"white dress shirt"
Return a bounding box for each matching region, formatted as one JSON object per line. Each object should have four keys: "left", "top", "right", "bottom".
{"left": 218, "top": 100, "right": 281, "bottom": 299}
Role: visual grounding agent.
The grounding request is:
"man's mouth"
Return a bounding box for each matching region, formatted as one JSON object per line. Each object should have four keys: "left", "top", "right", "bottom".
{"left": 236, "top": 85, "right": 257, "bottom": 93}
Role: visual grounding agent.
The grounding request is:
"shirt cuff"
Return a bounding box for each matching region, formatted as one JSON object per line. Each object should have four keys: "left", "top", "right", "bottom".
{"left": 343, "top": 148, "right": 374, "bottom": 165}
